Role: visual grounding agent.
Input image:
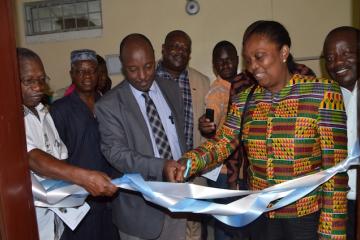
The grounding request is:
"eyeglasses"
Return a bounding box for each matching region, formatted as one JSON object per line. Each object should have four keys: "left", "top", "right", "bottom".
{"left": 74, "top": 68, "right": 97, "bottom": 77}
{"left": 21, "top": 76, "right": 50, "bottom": 87}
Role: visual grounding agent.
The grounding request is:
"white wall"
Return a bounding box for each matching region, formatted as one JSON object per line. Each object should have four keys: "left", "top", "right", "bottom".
{"left": 15, "top": 0, "right": 355, "bottom": 92}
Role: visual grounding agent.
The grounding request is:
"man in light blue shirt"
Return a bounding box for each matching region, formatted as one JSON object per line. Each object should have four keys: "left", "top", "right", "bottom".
{"left": 96, "top": 33, "right": 187, "bottom": 240}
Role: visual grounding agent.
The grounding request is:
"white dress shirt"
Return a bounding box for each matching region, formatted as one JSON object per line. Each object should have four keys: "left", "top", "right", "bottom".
{"left": 130, "top": 81, "right": 182, "bottom": 160}
{"left": 24, "top": 103, "right": 68, "bottom": 240}
{"left": 341, "top": 83, "right": 358, "bottom": 200}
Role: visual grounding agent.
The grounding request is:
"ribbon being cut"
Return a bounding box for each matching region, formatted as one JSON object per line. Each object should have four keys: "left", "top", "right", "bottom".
{"left": 32, "top": 141, "right": 360, "bottom": 228}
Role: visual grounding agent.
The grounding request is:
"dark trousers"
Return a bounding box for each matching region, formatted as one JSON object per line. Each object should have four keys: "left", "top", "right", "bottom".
{"left": 347, "top": 200, "right": 356, "bottom": 240}
{"left": 207, "top": 175, "right": 249, "bottom": 240}
{"left": 232, "top": 213, "right": 266, "bottom": 240}
{"left": 60, "top": 197, "right": 119, "bottom": 240}
{"left": 234, "top": 212, "right": 320, "bottom": 240}
{"left": 207, "top": 174, "right": 236, "bottom": 240}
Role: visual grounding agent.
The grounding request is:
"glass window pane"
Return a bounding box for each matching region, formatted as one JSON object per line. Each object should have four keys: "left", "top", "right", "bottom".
{"left": 63, "top": 18, "right": 77, "bottom": 30}
{"left": 89, "top": 13, "right": 101, "bottom": 26}
{"left": 52, "top": 18, "right": 62, "bottom": 31}
{"left": 33, "top": 20, "right": 40, "bottom": 33}
{"left": 75, "top": 2, "right": 87, "bottom": 15}
{"left": 38, "top": 6, "right": 50, "bottom": 18}
{"left": 25, "top": 7, "right": 32, "bottom": 20}
{"left": 88, "top": 1, "right": 100, "bottom": 12}
{"left": 63, "top": 3, "right": 76, "bottom": 17}
{"left": 31, "top": 8, "right": 39, "bottom": 20}
{"left": 76, "top": 15, "right": 90, "bottom": 28}
{"left": 27, "top": 22, "right": 33, "bottom": 35}
{"left": 24, "top": 0, "right": 103, "bottom": 36}
{"left": 50, "top": 5, "right": 62, "bottom": 18}
{"left": 39, "top": 19, "right": 52, "bottom": 32}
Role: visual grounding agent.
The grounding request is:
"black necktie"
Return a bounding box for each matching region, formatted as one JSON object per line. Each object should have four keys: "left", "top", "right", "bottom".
{"left": 142, "top": 92, "right": 173, "bottom": 159}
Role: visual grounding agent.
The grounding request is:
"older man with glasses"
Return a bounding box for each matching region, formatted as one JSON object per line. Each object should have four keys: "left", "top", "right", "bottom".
{"left": 18, "top": 47, "right": 117, "bottom": 240}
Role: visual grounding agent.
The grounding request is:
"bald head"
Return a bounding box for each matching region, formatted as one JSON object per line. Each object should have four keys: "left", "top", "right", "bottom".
{"left": 323, "top": 26, "right": 359, "bottom": 91}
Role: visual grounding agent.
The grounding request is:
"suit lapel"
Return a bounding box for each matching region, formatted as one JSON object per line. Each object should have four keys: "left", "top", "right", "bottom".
{"left": 120, "top": 81, "right": 152, "bottom": 144}
{"left": 156, "top": 78, "right": 187, "bottom": 153}
{"left": 157, "top": 80, "right": 177, "bottom": 115}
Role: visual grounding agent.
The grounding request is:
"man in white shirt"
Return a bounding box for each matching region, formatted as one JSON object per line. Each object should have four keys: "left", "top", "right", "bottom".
{"left": 17, "top": 47, "right": 117, "bottom": 240}
{"left": 323, "top": 26, "right": 359, "bottom": 240}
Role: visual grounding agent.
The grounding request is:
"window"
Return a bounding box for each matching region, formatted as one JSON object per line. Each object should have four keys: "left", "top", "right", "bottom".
{"left": 24, "top": 0, "right": 102, "bottom": 36}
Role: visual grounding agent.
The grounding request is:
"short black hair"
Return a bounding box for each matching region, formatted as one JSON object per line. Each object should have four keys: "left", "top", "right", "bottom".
{"left": 325, "top": 26, "right": 360, "bottom": 38}
{"left": 17, "top": 47, "right": 41, "bottom": 62}
{"left": 324, "top": 26, "right": 360, "bottom": 49}
{"left": 164, "top": 30, "right": 192, "bottom": 47}
{"left": 212, "top": 40, "right": 237, "bottom": 62}
{"left": 119, "top": 33, "right": 154, "bottom": 61}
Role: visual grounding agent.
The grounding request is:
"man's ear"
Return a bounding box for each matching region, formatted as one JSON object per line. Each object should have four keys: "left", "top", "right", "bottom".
{"left": 281, "top": 45, "right": 290, "bottom": 62}
{"left": 161, "top": 44, "right": 165, "bottom": 56}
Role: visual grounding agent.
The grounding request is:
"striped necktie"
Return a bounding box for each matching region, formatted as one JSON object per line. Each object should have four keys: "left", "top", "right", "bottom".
{"left": 142, "top": 92, "right": 173, "bottom": 159}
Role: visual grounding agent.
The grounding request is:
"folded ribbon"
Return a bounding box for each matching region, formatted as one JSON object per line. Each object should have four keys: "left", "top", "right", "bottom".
{"left": 32, "top": 141, "right": 360, "bottom": 227}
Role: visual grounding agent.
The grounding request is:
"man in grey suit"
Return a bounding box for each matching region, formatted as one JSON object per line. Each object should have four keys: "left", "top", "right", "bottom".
{"left": 95, "top": 34, "right": 187, "bottom": 240}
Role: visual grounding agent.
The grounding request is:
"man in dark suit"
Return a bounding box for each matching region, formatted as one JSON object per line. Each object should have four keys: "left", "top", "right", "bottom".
{"left": 95, "top": 34, "right": 186, "bottom": 240}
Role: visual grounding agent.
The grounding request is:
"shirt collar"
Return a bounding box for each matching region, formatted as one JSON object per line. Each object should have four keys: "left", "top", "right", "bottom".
{"left": 23, "top": 103, "right": 47, "bottom": 117}
{"left": 156, "top": 60, "right": 188, "bottom": 79}
{"left": 70, "top": 89, "right": 101, "bottom": 102}
{"left": 341, "top": 81, "right": 358, "bottom": 96}
{"left": 216, "top": 76, "right": 232, "bottom": 87}
{"left": 341, "top": 82, "right": 358, "bottom": 108}
{"left": 129, "top": 81, "right": 159, "bottom": 99}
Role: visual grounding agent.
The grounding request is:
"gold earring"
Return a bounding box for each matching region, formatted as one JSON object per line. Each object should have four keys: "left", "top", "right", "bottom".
{"left": 283, "top": 59, "right": 286, "bottom": 63}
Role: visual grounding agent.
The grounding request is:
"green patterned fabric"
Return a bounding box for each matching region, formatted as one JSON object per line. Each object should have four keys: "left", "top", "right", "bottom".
{"left": 181, "top": 74, "right": 348, "bottom": 239}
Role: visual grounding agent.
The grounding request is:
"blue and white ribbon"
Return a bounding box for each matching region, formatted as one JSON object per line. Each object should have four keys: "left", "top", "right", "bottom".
{"left": 32, "top": 141, "right": 360, "bottom": 227}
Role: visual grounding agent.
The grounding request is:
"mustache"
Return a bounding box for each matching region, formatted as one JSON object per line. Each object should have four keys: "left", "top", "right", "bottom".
{"left": 29, "top": 93, "right": 44, "bottom": 98}
{"left": 334, "top": 65, "right": 352, "bottom": 72}
{"left": 172, "top": 54, "right": 186, "bottom": 59}
{"left": 220, "top": 68, "right": 233, "bottom": 73}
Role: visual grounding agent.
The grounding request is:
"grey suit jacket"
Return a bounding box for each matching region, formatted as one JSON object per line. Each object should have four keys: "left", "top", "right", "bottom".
{"left": 95, "top": 77, "right": 186, "bottom": 239}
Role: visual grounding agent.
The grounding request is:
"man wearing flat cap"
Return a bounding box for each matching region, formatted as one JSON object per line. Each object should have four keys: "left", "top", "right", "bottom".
{"left": 50, "top": 49, "right": 119, "bottom": 240}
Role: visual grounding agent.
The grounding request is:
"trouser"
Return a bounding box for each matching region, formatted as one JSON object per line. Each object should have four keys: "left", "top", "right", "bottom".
{"left": 234, "top": 212, "right": 320, "bottom": 240}
{"left": 186, "top": 176, "right": 208, "bottom": 240}
{"left": 207, "top": 174, "right": 239, "bottom": 240}
{"left": 60, "top": 198, "right": 118, "bottom": 240}
{"left": 119, "top": 214, "right": 186, "bottom": 240}
{"left": 347, "top": 200, "right": 356, "bottom": 240}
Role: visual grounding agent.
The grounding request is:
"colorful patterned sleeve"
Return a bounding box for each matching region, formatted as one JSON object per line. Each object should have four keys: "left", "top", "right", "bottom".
{"left": 317, "top": 80, "right": 348, "bottom": 239}
{"left": 181, "top": 88, "right": 250, "bottom": 177}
